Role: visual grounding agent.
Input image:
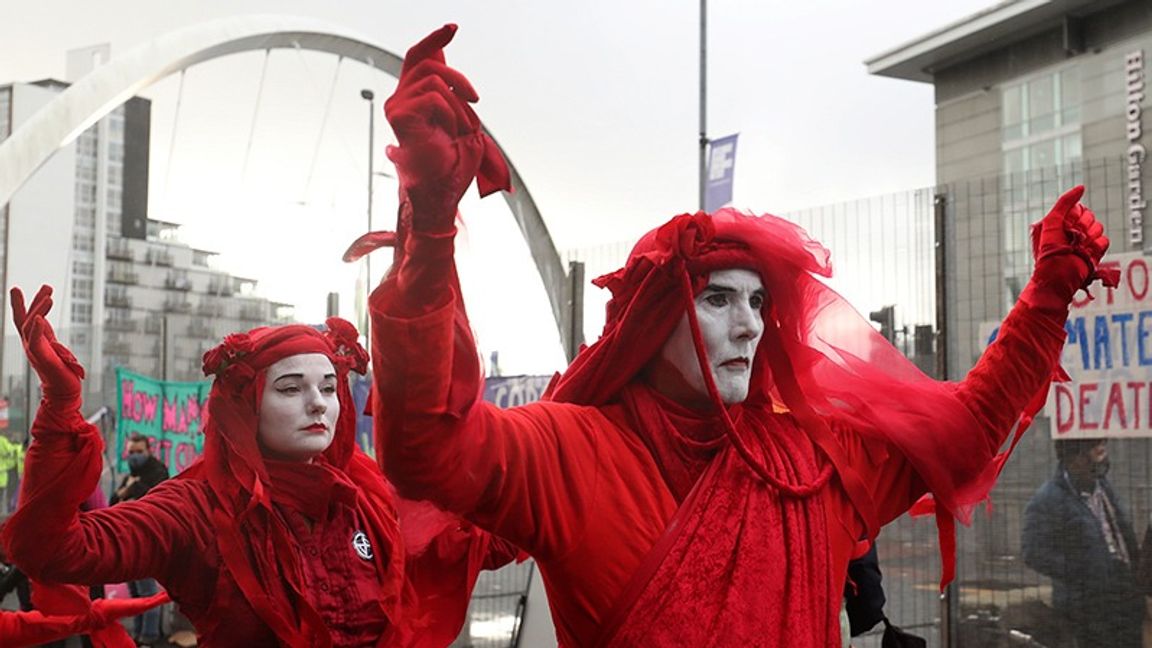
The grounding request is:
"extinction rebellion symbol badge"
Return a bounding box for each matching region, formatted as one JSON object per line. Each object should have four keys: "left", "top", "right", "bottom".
{"left": 352, "top": 530, "right": 374, "bottom": 560}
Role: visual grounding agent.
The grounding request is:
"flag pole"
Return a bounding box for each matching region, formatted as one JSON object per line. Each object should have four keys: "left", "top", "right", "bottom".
{"left": 699, "top": 0, "right": 708, "bottom": 211}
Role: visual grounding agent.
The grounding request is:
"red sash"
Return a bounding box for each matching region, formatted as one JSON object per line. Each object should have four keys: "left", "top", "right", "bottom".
{"left": 595, "top": 418, "right": 839, "bottom": 647}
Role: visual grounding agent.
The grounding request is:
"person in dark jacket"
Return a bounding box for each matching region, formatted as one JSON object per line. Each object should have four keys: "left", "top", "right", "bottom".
{"left": 109, "top": 434, "right": 168, "bottom": 506}
{"left": 110, "top": 433, "right": 169, "bottom": 645}
{"left": 1022, "top": 438, "right": 1144, "bottom": 648}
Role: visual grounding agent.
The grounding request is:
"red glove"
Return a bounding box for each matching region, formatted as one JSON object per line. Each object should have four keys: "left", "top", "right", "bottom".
{"left": 1018, "top": 185, "right": 1116, "bottom": 313}
{"left": 385, "top": 24, "right": 510, "bottom": 233}
{"left": 11, "top": 286, "right": 85, "bottom": 407}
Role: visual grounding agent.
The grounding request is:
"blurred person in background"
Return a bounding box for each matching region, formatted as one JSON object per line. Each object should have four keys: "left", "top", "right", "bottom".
{"left": 110, "top": 433, "right": 169, "bottom": 647}
{"left": 1022, "top": 438, "right": 1143, "bottom": 648}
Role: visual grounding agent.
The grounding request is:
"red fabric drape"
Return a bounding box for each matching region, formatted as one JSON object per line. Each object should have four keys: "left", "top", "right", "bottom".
{"left": 185, "top": 321, "right": 405, "bottom": 647}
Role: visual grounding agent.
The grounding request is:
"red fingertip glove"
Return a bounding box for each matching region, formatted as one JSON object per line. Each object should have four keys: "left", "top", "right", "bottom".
{"left": 384, "top": 25, "right": 510, "bottom": 234}
{"left": 10, "top": 286, "right": 85, "bottom": 411}
{"left": 1019, "top": 186, "right": 1117, "bottom": 313}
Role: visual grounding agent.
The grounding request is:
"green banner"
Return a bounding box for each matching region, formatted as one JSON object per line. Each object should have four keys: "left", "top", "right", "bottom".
{"left": 115, "top": 367, "right": 212, "bottom": 474}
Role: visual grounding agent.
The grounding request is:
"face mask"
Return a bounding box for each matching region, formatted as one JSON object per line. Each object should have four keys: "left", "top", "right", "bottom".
{"left": 1091, "top": 457, "right": 1111, "bottom": 479}
{"left": 127, "top": 453, "right": 149, "bottom": 471}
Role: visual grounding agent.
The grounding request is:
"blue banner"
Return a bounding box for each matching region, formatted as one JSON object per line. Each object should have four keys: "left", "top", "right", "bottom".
{"left": 483, "top": 375, "right": 553, "bottom": 409}
{"left": 351, "top": 374, "right": 554, "bottom": 456}
{"left": 351, "top": 374, "right": 374, "bottom": 457}
{"left": 704, "top": 133, "right": 739, "bottom": 212}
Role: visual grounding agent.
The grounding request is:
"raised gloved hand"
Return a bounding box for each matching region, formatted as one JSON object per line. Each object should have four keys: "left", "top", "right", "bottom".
{"left": 11, "top": 286, "right": 85, "bottom": 406}
{"left": 1018, "top": 185, "right": 1117, "bottom": 313}
{"left": 384, "top": 24, "right": 510, "bottom": 233}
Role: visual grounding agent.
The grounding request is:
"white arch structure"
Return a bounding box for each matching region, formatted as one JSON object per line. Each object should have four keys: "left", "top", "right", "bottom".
{"left": 0, "top": 15, "right": 580, "bottom": 357}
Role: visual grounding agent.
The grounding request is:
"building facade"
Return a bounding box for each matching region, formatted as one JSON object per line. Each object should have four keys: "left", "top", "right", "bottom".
{"left": 869, "top": 0, "right": 1150, "bottom": 376}
{"left": 0, "top": 79, "right": 291, "bottom": 428}
{"left": 865, "top": 2, "right": 1152, "bottom": 645}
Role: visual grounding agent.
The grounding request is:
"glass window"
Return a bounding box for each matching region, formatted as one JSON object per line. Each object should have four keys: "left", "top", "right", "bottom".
{"left": 1062, "top": 134, "right": 1082, "bottom": 161}
{"left": 72, "top": 231, "right": 94, "bottom": 252}
{"left": 1028, "top": 75, "right": 1056, "bottom": 133}
{"left": 71, "top": 277, "right": 93, "bottom": 300}
{"left": 1030, "top": 139, "right": 1057, "bottom": 170}
{"left": 71, "top": 303, "right": 92, "bottom": 324}
{"left": 1003, "top": 84, "right": 1023, "bottom": 128}
{"left": 1061, "top": 66, "right": 1081, "bottom": 125}
{"left": 1004, "top": 148, "right": 1026, "bottom": 175}
{"left": 1001, "top": 65, "right": 1084, "bottom": 304}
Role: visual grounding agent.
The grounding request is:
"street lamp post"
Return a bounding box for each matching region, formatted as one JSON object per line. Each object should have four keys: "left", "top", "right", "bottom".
{"left": 361, "top": 88, "right": 375, "bottom": 353}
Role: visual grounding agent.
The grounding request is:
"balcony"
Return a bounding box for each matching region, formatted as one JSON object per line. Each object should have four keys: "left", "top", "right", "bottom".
{"left": 196, "top": 301, "right": 223, "bottom": 317}
{"left": 105, "top": 319, "right": 138, "bottom": 333}
{"left": 146, "top": 250, "right": 174, "bottom": 266}
{"left": 106, "top": 240, "right": 133, "bottom": 261}
{"left": 164, "top": 275, "right": 193, "bottom": 291}
{"left": 163, "top": 299, "right": 192, "bottom": 313}
{"left": 107, "top": 269, "right": 139, "bottom": 285}
{"left": 187, "top": 321, "right": 215, "bottom": 339}
{"left": 239, "top": 305, "right": 266, "bottom": 322}
{"left": 104, "top": 340, "right": 133, "bottom": 356}
{"left": 206, "top": 279, "right": 235, "bottom": 296}
{"left": 105, "top": 293, "right": 132, "bottom": 308}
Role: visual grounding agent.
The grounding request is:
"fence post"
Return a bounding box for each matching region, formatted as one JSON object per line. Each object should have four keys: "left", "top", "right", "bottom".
{"left": 933, "top": 190, "right": 957, "bottom": 648}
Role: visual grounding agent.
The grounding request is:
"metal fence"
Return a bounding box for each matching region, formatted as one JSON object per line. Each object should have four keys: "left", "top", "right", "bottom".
{"left": 452, "top": 561, "right": 536, "bottom": 647}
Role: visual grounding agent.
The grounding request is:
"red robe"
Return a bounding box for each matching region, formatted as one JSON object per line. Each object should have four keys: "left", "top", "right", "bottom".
{"left": 2, "top": 413, "right": 392, "bottom": 646}
{"left": 2, "top": 407, "right": 511, "bottom": 647}
{"left": 371, "top": 232, "right": 1067, "bottom": 647}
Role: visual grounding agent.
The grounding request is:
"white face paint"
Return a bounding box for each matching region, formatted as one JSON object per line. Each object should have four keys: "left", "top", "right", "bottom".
{"left": 656, "top": 268, "right": 766, "bottom": 406}
{"left": 257, "top": 353, "right": 340, "bottom": 462}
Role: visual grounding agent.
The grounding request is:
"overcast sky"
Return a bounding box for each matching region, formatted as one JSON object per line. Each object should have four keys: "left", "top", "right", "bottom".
{"left": 0, "top": 0, "right": 994, "bottom": 375}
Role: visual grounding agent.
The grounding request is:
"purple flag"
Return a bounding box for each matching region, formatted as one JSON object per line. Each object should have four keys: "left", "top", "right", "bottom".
{"left": 704, "top": 133, "right": 739, "bottom": 212}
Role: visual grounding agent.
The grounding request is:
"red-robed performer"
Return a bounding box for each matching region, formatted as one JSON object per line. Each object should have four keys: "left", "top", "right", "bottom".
{"left": 362, "top": 25, "right": 1116, "bottom": 648}
{"left": 0, "top": 287, "right": 511, "bottom": 647}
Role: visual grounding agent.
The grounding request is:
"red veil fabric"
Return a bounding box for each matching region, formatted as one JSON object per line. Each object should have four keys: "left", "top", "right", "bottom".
{"left": 182, "top": 320, "right": 407, "bottom": 648}
{"left": 548, "top": 209, "right": 1038, "bottom": 587}
{"left": 0, "top": 581, "right": 169, "bottom": 648}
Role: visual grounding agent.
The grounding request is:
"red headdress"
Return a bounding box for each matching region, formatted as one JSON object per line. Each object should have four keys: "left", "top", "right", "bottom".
{"left": 549, "top": 209, "right": 1014, "bottom": 584}
{"left": 186, "top": 319, "right": 404, "bottom": 647}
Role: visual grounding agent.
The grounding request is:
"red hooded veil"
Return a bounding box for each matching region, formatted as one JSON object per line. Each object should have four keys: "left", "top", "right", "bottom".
{"left": 184, "top": 319, "right": 406, "bottom": 647}
{"left": 549, "top": 209, "right": 1034, "bottom": 584}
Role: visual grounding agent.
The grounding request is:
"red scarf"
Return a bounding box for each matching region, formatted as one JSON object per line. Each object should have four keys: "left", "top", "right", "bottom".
{"left": 618, "top": 384, "right": 728, "bottom": 502}
{"left": 596, "top": 407, "right": 837, "bottom": 647}
{"left": 265, "top": 457, "right": 358, "bottom": 521}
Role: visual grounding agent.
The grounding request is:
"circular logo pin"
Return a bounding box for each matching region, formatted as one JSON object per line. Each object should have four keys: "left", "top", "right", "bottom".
{"left": 352, "top": 530, "right": 374, "bottom": 560}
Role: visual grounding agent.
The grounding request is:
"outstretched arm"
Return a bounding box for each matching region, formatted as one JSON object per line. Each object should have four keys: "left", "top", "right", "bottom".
{"left": 858, "top": 188, "right": 1113, "bottom": 531}
{"left": 368, "top": 27, "right": 599, "bottom": 557}
{"left": 0, "top": 287, "right": 190, "bottom": 585}
{"left": 954, "top": 186, "right": 1111, "bottom": 451}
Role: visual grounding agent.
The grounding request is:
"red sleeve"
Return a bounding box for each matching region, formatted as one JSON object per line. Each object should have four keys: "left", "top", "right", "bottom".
{"left": 848, "top": 302, "right": 1068, "bottom": 528}
{"left": 2, "top": 405, "right": 199, "bottom": 585}
{"left": 371, "top": 234, "right": 602, "bottom": 559}
{"left": 950, "top": 303, "right": 1067, "bottom": 443}
{"left": 0, "top": 609, "right": 91, "bottom": 647}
